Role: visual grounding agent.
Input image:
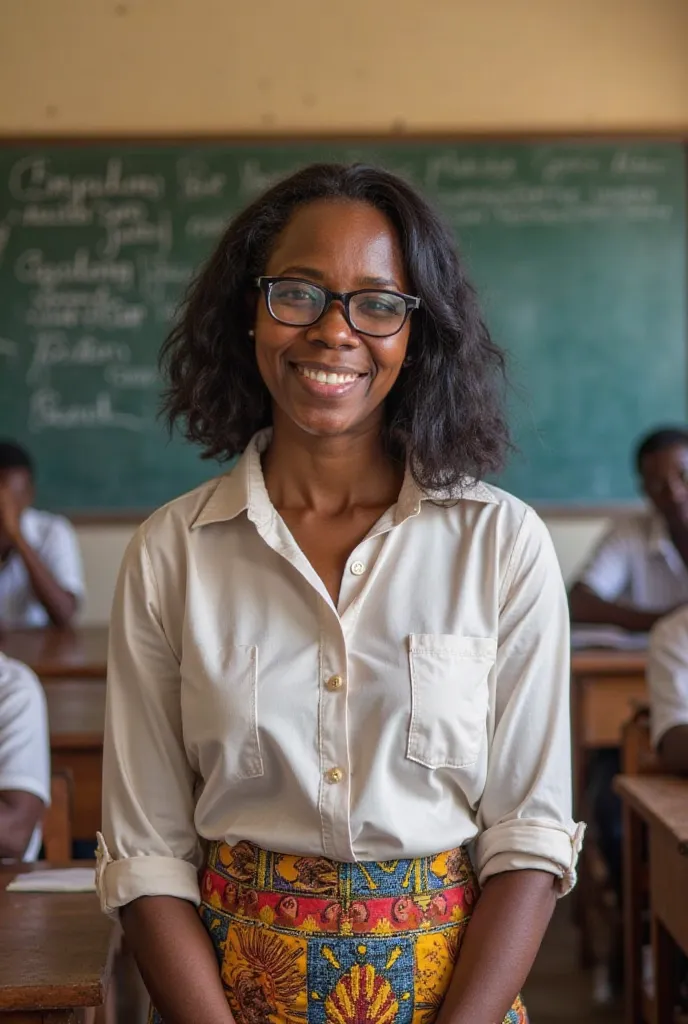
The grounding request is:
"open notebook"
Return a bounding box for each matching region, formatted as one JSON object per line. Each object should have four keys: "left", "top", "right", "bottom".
{"left": 6, "top": 868, "right": 96, "bottom": 892}
{"left": 571, "top": 626, "right": 649, "bottom": 652}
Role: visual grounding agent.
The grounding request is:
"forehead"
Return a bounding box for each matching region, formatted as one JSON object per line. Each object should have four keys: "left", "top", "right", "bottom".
{"left": 265, "top": 199, "right": 407, "bottom": 282}
{"left": 640, "top": 443, "right": 688, "bottom": 475}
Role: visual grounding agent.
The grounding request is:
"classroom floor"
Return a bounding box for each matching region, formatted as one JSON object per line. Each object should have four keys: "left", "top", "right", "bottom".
{"left": 523, "top": 907, "right": 623, "bottom": 1023}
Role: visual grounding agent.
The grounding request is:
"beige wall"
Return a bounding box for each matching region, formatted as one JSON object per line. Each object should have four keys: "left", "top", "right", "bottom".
{"left": 3, "top": 0, "right": 681, "bottom": 622}
{"left": 1, "top": 0, "right": 688, "bottom": 135}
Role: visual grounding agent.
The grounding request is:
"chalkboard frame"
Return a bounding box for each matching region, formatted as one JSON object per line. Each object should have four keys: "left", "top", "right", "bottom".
{"left": 1, "top": 131, "right": 685, "bottom": 522}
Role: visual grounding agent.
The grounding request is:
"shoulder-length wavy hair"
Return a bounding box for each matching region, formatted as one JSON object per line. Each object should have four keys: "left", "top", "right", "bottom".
{"left": 160, "top": 162, "right": 510, "bottom": 491}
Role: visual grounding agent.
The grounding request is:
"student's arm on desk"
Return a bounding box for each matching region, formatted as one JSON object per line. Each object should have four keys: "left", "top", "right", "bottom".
{"left": 569, "top": 582, "right": 667, "bottom": 632}
{"left": 657, "top": 726, "right": 688, "bottom": 775}
{"left": 0, "top": 790, "right": 44, "bottom": 859}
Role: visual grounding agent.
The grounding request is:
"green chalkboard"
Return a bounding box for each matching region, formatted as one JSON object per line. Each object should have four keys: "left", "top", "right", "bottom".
{"left": 0, "top": 140, "right": 685, "bottom": 511}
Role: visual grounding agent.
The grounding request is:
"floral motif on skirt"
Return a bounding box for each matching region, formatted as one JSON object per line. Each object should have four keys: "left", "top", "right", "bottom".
{"left": 148, "top": 841, "right": 528, "bottom": 1024}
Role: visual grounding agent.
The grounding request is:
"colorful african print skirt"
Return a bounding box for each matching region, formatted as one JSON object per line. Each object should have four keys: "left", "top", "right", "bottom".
{"left": 149, "top": 840, "right": 528, "bottom": 1024}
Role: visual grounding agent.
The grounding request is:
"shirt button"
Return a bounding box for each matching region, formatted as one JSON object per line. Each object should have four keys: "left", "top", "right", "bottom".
{"left": 326, "top": 674, "right": 343, "bottom": 692}
{"left": 325, "top": 767, "right": 344, "bottom": 784}
{"left": 350, "top": 560, "right": 366, "bottom": 576}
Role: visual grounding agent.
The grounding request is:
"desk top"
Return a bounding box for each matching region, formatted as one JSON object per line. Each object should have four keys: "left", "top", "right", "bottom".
{"left": 614, "top": 775, "right": 688, "bottom": 848}
{"left": 0, "top": 626, "right": 108, "bottom": 679}
{"left": 0, "top": 863, "right": 115, "bottom": 1012}
{"left": 571, "top": 648, "right": 647, "bottom": 676}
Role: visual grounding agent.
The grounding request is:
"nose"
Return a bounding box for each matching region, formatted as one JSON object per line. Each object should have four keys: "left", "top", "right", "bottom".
{"left": 305, "top": 300, "right": 360, "bottom": 349}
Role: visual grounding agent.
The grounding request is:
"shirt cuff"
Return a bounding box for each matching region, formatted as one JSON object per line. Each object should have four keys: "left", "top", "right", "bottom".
{"left": 96, "top": 833, "right": 201, "bottom": 915}
{"left": 651, "top": 715, "right": 688, "bottom": 750}
{"left": 475, "top": 819, "right": 586, "bottom": 897}
{"left": 0, "top": 775, "right": 50, "bottom": 806}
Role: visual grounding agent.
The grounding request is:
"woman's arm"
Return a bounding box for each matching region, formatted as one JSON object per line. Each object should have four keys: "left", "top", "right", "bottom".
{"left": 98, "top": 528, "right": 231, "bottom": 1023}
{"left": 436, "top": 870, "right": 556, "bottom": 1024}
{"left": 121, "top": 897, "right": 234, "bottom": 1024}
{"left": 447, "top": 509, "right": 582, "bottom": 1020}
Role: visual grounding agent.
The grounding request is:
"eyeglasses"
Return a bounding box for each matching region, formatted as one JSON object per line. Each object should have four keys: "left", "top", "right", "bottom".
{"left": 256, "top": 277, "right": 420, "bottom": 338}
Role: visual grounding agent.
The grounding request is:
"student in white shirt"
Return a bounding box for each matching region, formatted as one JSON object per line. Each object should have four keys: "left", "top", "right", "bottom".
{"left": 0, "top": 653, "right": 50, "bottom": 860}
{"left": 570, "top": 427, "right": 688, "bottom": 631}
{"left": 98, "top": 164, "right": 581, "bottom": 1024}
{"left": 648, "top": 607, "right": 688, "bottom": 775}
{"left": 0, "top": 441, "right": 84, "bottom": 629}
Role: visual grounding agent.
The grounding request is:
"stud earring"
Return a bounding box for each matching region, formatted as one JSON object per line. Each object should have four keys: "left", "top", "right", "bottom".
{"left": 248, "top": 329, "right": 255, "bottom": 338}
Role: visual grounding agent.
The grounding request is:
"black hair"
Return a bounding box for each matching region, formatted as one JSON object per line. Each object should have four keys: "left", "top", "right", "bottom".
{"left": 635, "top": 426, "right": 688, "bottom": 473}
{"left": 160, "top": 162, "right": 511, "bottom": 492}
{"left": 0, "top": 440, "right": 33, "bottom": 477}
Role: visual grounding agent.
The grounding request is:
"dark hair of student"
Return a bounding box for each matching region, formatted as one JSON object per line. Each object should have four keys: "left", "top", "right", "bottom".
{"left": 160, "top": 162, "right": 511, "bottom": 492}
{"left": 0, "top": 441, "right": 34, "bottom": 477}
{"left": 635, "top": 426, "right": 688, "bottom": 473}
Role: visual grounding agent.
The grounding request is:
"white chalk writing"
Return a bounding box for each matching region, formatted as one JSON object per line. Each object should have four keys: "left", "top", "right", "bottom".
{"left": 10, "top": 157, "right": 165, "bottom": 204}
{"left": 177, "top": 159, "right": 227, "bottom": 199}
{"left": 25, "top": 288, "right": 147, "bottom": 329}
{"left": 185, "top": 213, "right": 228, "bottom": 239}
{"left": 27, "top": 332, "right": 131, "bottom": 383}
{"left": 0, "top": 337, "right": 17, "bottom": 358}
{"left": 15, "top": 249, "right": 134, "bottom": 288}
{"left": 29, "top": 389, "right": 145, "bottom": 432}
{"left": 105, "top": 364, "right": 159, "bottom": 389}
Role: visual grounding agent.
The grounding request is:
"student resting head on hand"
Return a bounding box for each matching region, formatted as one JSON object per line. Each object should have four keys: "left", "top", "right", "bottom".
{"left": 0, "top": 441, "right": 84, "bottom": 630}
{"left": 569, "top": 426, "right": 688, "bottom": 633}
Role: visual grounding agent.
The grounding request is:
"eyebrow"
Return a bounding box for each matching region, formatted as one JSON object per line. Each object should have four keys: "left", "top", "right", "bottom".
{"left": 277, "top": 266, "right": 403, "bottom": 290}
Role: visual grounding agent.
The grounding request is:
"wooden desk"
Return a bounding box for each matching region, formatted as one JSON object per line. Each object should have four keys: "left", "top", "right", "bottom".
{"left": 571, "top": 648, "right": 647, "bottom": 811}
{"left": 0, "top": 627, "right": 108, "bottom": 680}
{"left": 45, "top": 681, "right": 105, "bottom": 843}
{"left": 0, "top": 864, "right": 115, "bottom": 1022}
{"left": 570, "top": 649, "right": 648, "bottom": 966}
{"left": 614, "top": 775, "right": 688, "bottom": 1024}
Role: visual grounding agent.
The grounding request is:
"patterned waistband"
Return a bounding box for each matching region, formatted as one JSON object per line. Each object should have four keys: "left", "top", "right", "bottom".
{"left": 201, "top": 841, "right": 479, "bottom": 938}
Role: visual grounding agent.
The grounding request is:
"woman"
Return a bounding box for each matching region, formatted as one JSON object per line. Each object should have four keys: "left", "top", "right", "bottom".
{"left": 97, "top": 163, "right": 583, "bottom": 1024}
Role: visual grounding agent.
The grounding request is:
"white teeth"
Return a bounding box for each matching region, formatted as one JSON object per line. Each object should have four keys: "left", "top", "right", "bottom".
{"left": 297, "top": 366, "right": 360, "bottom": 385}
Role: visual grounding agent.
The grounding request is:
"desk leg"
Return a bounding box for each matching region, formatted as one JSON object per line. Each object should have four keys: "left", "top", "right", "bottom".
{"left": 622, "top": 804, "right": 645, "bottom": 1024}
{"left": 651, "top": 916, "right": 675, "bottom": 1024}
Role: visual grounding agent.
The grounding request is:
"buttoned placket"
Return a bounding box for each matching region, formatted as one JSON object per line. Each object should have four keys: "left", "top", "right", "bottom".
{"left": 246, "top": 493, "right": 423, "bottom": 862}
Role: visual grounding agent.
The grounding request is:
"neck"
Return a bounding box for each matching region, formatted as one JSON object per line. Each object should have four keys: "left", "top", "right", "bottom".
{"left": 262, "top": 414, "right": 404, "bottom": 515}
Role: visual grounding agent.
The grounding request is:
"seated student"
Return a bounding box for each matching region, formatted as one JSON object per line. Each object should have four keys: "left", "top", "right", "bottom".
{"left": 0, "top": 653, "right": 50, "bottom": 860}
{"left": 648, "top": 606, "right": 688, "bottom": 774}
{"left": 570, "top": 426, "right": 688, "bottom": 631}
{"left": 0, "top": 441, "right": 84, "bottom": 629}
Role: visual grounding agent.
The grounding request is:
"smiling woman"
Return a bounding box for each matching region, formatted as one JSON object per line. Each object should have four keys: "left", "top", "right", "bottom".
{"left": 98, "top": 164, "right": 582, "bottom": 1024}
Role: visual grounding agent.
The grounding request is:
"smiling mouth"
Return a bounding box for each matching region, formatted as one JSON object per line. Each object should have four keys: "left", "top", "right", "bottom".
{"left": 294, "top": 364, "right": 365, "bottom": 385}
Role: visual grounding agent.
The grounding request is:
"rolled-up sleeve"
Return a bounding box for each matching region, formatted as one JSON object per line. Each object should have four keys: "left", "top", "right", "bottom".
{"left": 475, "top": 509, "right": 584, "bottom": 896}
{"left": 97, "top": 527, "right": 202, "bottom": 915}
{"left": 648, "top": 608, "right": 688, "bottom": 748}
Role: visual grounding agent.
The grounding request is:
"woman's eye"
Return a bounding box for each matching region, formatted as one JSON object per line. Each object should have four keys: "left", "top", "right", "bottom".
{"left": 276, "top": 287, "right": 319, "bottom": 303}
{"left": 359, "top": 297, "right": 399, "bottom": 316}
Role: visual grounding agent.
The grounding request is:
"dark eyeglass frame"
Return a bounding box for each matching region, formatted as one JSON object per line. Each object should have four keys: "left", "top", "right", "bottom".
{"left": 255, "top": 276, "right": 421, "bottom": 338}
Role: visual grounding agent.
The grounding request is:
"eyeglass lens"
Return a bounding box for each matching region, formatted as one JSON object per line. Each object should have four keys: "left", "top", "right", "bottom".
{"left": 268, "top": 280, "right": 408, "bottom": 337}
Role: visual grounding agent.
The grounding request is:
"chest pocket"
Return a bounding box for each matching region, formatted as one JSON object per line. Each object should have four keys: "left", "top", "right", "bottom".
{"left": 407, "top": 634, "right": 496, "bottom": 769}
{"left": 182, "top": 643, "right": 264, "bottom": 781}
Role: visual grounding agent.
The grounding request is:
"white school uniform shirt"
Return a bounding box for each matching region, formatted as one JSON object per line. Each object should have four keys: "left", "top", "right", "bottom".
{"left": 578, "top": 513, "right": 688, "bottom": 611}
{"left": 648, "top": 607, "right": 688, "bottom": 748}
{"left": 97, "top": 429, "right": 583, "bottom": 914}
{"left": 0, "top": 508, "right": 85, "bottom": 628}
{"left": 0, "top": 654, "right": 51, "bottom": 861}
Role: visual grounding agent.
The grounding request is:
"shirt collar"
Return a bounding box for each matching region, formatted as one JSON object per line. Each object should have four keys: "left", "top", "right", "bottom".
{"left": 191, "top": 428, "right": 499, "bottom": 530}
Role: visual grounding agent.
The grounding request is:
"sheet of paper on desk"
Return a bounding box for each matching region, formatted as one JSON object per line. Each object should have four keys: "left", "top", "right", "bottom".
{"left": 571, "top": 626, "right": 649, "bottom": 651}
{"left": 6, "top": 868, "right": 96, "bottom": 892}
